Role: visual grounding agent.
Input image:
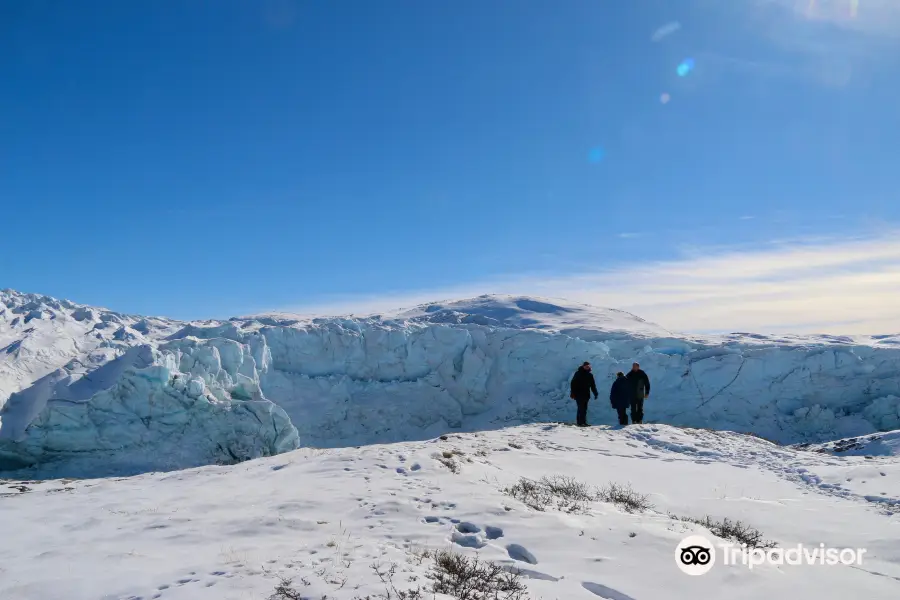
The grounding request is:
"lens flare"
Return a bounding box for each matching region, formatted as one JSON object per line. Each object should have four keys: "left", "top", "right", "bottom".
{"left": 588, "top": 147, "right": 605, "bottom": 163}
{"left": 677, "top": 58, "right": 695, "bottom": 77}
{"left": 660, "top": 93, "right": 671, "bottom": 104}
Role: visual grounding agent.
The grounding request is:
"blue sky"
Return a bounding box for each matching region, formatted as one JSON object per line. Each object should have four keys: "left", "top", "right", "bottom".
{"left": 3, "top": 0, "right": 899, "bottom": 332}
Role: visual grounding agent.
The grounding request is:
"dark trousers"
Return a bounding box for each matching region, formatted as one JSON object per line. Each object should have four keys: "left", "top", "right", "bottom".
{"left": 575, "top": 397, "right": 590, "bottom": 426}
{"left": 630, "top": 398, "right": 644, "bottom": 424}
{"left": 615, "top": 407, "right": 628, "bottom": 425}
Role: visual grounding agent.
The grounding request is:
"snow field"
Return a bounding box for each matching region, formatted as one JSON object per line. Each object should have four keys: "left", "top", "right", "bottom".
{"left": 1, "top": 424, "right": 898, "bottom": 600}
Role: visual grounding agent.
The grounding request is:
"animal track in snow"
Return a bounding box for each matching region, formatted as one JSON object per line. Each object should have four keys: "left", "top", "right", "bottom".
{"left": 147, "top": 570, "right": 230, "bottom": 598}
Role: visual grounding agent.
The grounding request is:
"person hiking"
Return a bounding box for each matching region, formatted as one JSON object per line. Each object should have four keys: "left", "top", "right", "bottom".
{"left": 625, "top": 362, "right": 650, "bottom": 424}
{"left": 570, "top": 361, "right": 598, "bottom": 427}
{"left": 609, "top": 372, "right": 631, "bottom": 425}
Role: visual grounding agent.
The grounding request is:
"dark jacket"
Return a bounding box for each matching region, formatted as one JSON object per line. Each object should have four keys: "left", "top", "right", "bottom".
{"left": 609, "top": 375, "right": 631, "bottom": 409}
{"left": 570, "top": 367, "right": 598, "bottom": 400}
{"left": 626, "top": 369, "right": 651, "bottom": 399}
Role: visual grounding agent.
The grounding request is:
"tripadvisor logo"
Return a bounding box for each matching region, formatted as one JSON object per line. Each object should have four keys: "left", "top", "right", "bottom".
{"left": 676, "top": 536, "right": 867, "bottom": 575}
{"left": 676, "top": 536, "right": 716, "bottom": 576}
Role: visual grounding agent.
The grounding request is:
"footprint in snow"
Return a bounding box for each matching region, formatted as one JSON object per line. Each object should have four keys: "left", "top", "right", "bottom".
{"left": 506, "top": 544, "right": 537, "bottom": 565}
{"left": 451, "top": 531, "right": 486, "bottom": 549}
{"left": 502, "top": 565, "right": 559, "bottom": 582}
{"left": 485, "top": 526, "right": 504, "bottom": 539}
{"left": 455, "top": 522, "right": 480, "bottom": 534}
{"left": 582, "top": 582, "right": 637, "bottom": 600}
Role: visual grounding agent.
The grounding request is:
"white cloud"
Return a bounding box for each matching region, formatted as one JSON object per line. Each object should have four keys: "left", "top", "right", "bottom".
{"left": 274, "top": 232, "right": 900, "bottom": 335}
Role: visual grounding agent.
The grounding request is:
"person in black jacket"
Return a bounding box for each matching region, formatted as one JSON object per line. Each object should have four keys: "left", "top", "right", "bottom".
{"left": 609, "top": 372, "right": 631, "bottom": 425}
{"left": 625, "top": 362, "right": 650, "bottom": 424}
{"left": 570, "top": 361, "right": 598, "bottom": 426}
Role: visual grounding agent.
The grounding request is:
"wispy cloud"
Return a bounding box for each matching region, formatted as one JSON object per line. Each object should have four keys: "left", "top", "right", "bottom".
{"left": 762, "top": 0, "right": 900, "bottom": 36}
{"left": 651, "top": 21, "right": 682, "bottom": 42}
{"left": 275, "top": 231, "right": 900, "bottom": 335}
{"left": 749, "top": 0, "right": 900, "bottom": 67}
{"left": 699, "top": 0, "right": 900, "bottom": 89}
{"left": 618, "top": 232, "right": 642, "bottom": 239}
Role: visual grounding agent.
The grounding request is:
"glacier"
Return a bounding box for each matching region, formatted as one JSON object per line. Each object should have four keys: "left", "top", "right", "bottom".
{"left": 2, "top": 289, "right": 900, "bottom": 475}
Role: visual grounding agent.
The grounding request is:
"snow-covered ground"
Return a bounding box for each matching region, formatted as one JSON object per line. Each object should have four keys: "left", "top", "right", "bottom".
{"left": 1, "top": 424, "right": 898, "bottom": 600}
{"left": 2, "top": 289, "right": 900, "bottom": 476}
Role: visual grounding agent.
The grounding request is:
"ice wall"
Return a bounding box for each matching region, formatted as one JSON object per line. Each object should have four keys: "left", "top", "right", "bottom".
{"left": 2, "top": 290, "right": 900, "bottom": 473}
{"left": 0, "top": 341, "right": 299, "bottom": 473}
{"left": 181, "top": 318, "right": 900, "bottom": 447}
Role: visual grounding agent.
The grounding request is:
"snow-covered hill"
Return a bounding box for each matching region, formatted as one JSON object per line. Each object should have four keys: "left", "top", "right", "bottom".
{"left": 1, "top": 424, "right": 897, "bottom": 600}
{"left": 2, "top": 289, "right": 900, "bottom": 476}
